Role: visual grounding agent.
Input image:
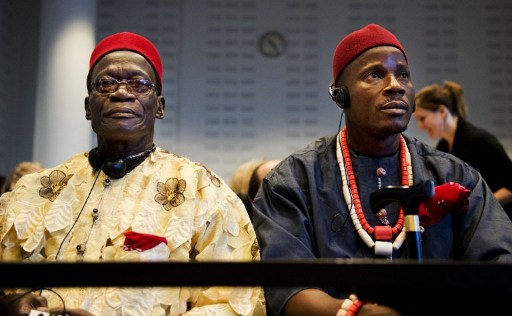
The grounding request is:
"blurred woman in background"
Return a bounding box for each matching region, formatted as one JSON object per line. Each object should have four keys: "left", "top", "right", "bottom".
{"left": 414, "top": 80, "right": 512, "bottom": 218}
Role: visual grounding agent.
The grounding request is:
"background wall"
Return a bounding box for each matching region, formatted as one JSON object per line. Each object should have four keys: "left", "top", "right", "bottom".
{"left": 0, "top": 1, "right": 41, "bottom": 175}
{"left": 1, "top": 0, "right": 511, "bottom": 182}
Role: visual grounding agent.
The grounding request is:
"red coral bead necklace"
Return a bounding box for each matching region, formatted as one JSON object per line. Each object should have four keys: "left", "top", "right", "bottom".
{"left": 336, "top": 128, "right": 413, "bottom": 258}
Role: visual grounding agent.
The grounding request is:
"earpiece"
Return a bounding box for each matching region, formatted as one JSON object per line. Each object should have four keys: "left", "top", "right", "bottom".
{"left": 329, "top": 83, "right": 350, "bottom": 109}
{"left": 88, "top": 144, "right": 155, "bottom": 179}
{"left": 105, "top": 160, "right": 127, "bottom": 179}
{"left": 88, "top": 148, "right": 127, "bottom": 178}
{"left": 88, "top": 148, "right": 103, "bottom": 170}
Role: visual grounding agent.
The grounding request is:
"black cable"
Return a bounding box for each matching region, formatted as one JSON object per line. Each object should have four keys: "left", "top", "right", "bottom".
{"left": 55, "top": 170, "right": 101, "bottom": 260}
{"left": 39, "top": 287, "right": 69, "bottom": 316}
{"left": 338, "top": 110, "right": 345, "bottom": 132}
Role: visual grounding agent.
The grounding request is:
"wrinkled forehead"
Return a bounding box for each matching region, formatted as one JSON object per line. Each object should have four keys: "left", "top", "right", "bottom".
{"left": 90, "top": 51, "right": 157, "bottom": 80}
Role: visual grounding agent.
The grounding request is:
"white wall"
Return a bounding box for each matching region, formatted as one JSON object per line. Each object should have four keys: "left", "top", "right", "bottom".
{"left": 33, "top": 1, "right": 96, "bottom": 167}
{"left": 3, "top": 0, "right": 511, "bottom": 182}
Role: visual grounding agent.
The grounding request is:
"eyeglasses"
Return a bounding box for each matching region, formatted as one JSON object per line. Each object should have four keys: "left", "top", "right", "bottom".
{"left": 90, "top": 78, "right": 156, "bottom": 96}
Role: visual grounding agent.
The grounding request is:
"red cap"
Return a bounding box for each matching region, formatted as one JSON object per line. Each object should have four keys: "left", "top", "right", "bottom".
{"left": 89, "top": 32, "right": 163, "bottom": 86}
{"left": 332, "top": 24, "right": 407, "bottom": 82}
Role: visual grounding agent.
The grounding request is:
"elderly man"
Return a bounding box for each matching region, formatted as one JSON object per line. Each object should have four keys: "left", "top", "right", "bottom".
{"left": 0, "top": 32, "right": 264, "bottom": 316}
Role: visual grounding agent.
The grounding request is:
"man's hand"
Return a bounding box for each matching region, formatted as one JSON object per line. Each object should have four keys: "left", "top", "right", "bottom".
{"left": 0, "top": 293, "right": 48, "bottom": 316}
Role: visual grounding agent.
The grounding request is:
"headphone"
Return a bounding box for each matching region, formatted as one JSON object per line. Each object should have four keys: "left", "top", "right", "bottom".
{"left": 329, "top": 82, "right": 416, "bottom": 113}
{"left": 88, "top": 144, "right": 156, "bottom": 179}
{"left": 328, "top": 82, "right": 350, "bottom": 109}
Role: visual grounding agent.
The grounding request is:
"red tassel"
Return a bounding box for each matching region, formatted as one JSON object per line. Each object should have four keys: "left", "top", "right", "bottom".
{"left": 419, "top": 182, "right": 471, "bottom": 227}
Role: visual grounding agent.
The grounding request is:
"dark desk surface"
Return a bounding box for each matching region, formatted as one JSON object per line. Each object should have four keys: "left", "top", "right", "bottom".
{"left": 2, "top": 259, "right": 510, "bottom": 314}
{"left": 2, "top": 258, "right": 510, "bottom": 287}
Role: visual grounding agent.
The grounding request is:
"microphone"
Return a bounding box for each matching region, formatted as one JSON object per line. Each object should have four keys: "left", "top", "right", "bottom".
{"left": 88, "top": 144, "right": 156, "bottom": 179}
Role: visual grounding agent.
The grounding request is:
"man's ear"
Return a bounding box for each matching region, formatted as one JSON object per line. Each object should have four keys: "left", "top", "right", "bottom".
{"left": 156, "top": 96, "right": 165, "bottom": 119}
{"left": 85, "top": 96, "right": 92, "bottom": 120}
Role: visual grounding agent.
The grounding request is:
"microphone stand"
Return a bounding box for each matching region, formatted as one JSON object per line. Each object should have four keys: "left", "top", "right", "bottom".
{"left": 370, "top": 180, "right": 435, "bottom": 261}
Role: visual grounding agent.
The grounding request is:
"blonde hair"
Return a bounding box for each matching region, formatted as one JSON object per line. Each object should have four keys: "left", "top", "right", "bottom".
{"left": 0, "top": 161, "right": 44, "bottom": 194}
{"left": 230, "top": 159, "right": 266, "bottom": 195}
{"left": 415, "top": 80, "right": 469, "bottom": 119}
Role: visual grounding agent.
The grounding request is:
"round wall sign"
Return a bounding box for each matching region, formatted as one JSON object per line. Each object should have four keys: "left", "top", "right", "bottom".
{"left": 258, "top": 31, "right": 287, "bottom": 58}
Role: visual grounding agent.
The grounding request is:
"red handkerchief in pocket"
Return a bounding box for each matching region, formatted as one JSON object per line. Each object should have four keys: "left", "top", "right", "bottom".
{"left": 123, "top": 231, "right": 168, "bottom": 252}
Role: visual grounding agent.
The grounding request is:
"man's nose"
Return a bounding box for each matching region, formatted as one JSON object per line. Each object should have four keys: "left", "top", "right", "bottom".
{"left": 385, "top": 76, "right": 405, "bottom": 95}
